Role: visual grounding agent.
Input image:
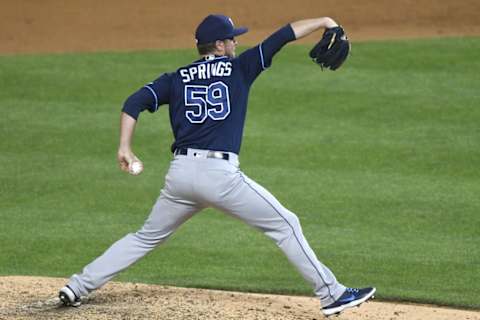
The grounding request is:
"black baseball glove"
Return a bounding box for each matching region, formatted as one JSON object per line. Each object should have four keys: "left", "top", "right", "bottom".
{"left": 309, "top": 26, "right": 350, "bottom": 70}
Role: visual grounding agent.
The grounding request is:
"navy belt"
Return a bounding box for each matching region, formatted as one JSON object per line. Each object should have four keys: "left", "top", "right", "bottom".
{"left": 175, "top": 148, "right": 230, "bottom": 161}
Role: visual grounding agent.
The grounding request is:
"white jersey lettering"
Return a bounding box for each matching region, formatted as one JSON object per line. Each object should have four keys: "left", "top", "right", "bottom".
{"left": 180, "top": 61, "right": 233, "bottom": 83}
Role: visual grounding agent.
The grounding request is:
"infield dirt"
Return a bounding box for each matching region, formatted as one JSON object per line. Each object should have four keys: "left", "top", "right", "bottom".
{"left": 1, "top": 276, "right": 480, "bottom": 320}
{"left": 1, "top": 1, "right": 479, "bottom": 319}
{"left": 1, "top": 0, "right": 480, "bottom": 54}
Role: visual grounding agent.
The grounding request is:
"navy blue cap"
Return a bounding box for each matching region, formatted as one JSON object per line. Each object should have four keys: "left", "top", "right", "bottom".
{"left": 195, "top": 14, "right": 248, "bottom": 45}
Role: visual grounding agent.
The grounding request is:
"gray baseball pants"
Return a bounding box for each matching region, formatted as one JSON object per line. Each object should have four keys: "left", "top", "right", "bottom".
{"left": 67, "top": 148, "right": 346, "bottom": 306}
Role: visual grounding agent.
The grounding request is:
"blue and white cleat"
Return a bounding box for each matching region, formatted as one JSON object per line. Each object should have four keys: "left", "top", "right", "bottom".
{"left": 59, "top": 285, "right": 81, "bottom": 307}
{"left": 322, "top": 287, "right": 376, "bottom": 317}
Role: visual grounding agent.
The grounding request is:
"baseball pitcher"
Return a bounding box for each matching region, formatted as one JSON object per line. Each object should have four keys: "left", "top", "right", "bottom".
{"left": 59, "top": 14, "right": 375, "bottom": 317}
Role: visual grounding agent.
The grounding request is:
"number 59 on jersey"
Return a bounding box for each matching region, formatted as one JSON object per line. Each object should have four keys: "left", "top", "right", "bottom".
{"left": 184, "top": 81, "right": 231, "bottom": 124}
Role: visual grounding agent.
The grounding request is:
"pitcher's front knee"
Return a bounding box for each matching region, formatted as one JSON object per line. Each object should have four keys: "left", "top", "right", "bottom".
{"left": 280, "top": 210, "right": 302, "bottom": 230}
{"left": 264, "top": 211, "right": 303, "bottom": 246}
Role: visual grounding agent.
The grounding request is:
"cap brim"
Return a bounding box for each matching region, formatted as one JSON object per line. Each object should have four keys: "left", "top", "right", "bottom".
{"left": 232, "top": 27, "right": 248, "bottom": 38}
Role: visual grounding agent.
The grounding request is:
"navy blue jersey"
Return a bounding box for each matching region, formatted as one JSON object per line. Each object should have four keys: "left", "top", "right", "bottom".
{"left": 123, "top": 25, "right": 296, "bottom": 154}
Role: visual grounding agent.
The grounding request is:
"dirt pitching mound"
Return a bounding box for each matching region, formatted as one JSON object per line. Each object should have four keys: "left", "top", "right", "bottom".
{"left": 0, "top": 277, "right": 479, "bottom": 320}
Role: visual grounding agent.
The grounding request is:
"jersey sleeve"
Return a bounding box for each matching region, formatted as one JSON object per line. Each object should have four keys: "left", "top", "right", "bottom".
{"left": 238, "top": 24, "right": 296, "bottom": 84}
{"left": 122, "top": 73, "right": 172, "bottom": 120}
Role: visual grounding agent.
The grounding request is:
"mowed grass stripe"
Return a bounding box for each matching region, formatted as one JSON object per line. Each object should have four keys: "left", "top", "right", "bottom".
{"left": 0, "top": 37, "right": 479, "bottom": 308}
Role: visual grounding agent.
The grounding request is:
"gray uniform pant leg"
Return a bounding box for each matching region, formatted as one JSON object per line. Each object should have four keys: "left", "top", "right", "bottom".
{"left": 67, "top": 154, "right": 344, "bottom": 307}
{"left": 68, "top": 191, "right": 201, "bottom": 297}
{"left": 202, "top": 166, "right": 346, "bottom": 307}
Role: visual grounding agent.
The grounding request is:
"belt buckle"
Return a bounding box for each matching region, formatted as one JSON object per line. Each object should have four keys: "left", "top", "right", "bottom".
{"left": 209, "top": 151, "right": 223, "bottom": 159}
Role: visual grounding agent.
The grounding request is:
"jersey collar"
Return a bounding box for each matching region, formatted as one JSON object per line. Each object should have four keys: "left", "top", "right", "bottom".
{"left": 193, "top": 55, "right": 228, "bottom": 64}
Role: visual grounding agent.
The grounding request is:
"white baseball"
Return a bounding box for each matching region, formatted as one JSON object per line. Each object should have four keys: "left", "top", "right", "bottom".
{"left": 129, "top": 161, "right": 143, "bottom": 175}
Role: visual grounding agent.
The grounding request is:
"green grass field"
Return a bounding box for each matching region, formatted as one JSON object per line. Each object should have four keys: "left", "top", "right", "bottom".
{"left": 1, "top": 37, "right": 479, "bottom": 309}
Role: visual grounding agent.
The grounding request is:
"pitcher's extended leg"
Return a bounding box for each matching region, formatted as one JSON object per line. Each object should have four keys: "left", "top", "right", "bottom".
{"left": 214, "top": 172, "right": 346, "bottom": 307}
{"left": 67, "top": 191, "right": 201, "bottom": 297}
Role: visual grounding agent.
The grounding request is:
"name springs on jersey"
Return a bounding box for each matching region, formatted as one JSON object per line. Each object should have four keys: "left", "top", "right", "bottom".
{"left": 180, "top": 60, "right": 233, "bottom": 83}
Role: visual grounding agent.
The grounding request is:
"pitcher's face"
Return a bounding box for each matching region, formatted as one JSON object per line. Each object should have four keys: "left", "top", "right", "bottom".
{"left": 223, "top": 38, "right": 238, "bottom": 58}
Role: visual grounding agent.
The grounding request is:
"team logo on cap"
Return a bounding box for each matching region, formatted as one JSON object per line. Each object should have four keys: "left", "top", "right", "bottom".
{"left": 228, "top": 17, "right": 234, "bottom": 26}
